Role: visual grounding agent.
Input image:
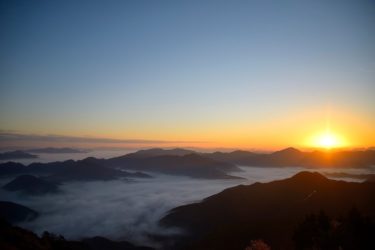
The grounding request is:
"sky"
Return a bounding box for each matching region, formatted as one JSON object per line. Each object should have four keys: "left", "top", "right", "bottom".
{"left": 1, "top": 0, "right": 374, "bottom": 150}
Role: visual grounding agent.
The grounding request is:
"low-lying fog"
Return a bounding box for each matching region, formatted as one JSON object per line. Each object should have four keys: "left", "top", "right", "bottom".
{"left": 0, "top": 166, "right": 373, "bottom": 247}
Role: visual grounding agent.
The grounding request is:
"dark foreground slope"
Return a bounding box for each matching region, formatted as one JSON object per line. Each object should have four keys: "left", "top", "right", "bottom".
{"left": 161, "top": 172, "right": 375, "bottom": 250}
{"left": 0, "top": 201, "right": 39, "bottom": 224}
{"left": 0, "top": 219, "right": 154, "bottom": 250}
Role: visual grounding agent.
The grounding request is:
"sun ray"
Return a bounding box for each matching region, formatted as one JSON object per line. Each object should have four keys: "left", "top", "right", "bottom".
{"left": 306, "top": 111, "right": 347, "bottom": 149}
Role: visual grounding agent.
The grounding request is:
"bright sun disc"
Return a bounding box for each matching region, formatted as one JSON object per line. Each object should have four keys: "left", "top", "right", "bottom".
{"left": 317, "top": 133, "right": 338, "bottom": 149}
{"left": 312, "top": 132, "right": 344, "bottom": 149}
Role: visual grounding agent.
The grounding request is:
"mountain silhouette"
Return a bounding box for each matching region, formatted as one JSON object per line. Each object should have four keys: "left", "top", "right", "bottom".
{"left": 124, "top": 148, "right": 196, "bottom": 158}
{"left": 26, "top": 147, "right": 86, "bottom": 154}
{"left": 0, "top": 151, "right": 240, "bottom": 180}
{"left": 0, "top": 219, "right": 155, "bottom": 250}
{"left": 202, "top": 150, "right": 258, "bottom": 165}
{"left": 3, "top": 175, "right": 59, "bottom": 195}
{"left": 0, "top": 201, "right": 38, "bottom": 224}
{"left": 0, "top": 162, "right": 26, "bottom": 176}
{"left": 1, "top": 148, "right": 374, "bottom": 180}
{"left": 160, "top": 171, "right": 375, "bottom": 250}
{"left": 109, "top": 153, "right": 242, "bottom": 179}
{"left": 45, "top": 158, "right": 152, "bottom": 182}
{"left": 0, "top": 150, "right": 37, "bottom": 160}
{"left": 204, "top": 148, "right": 375, "bottom": 168}
{"left": 0, "top": 158, "right": 151, "bottom": 182}
{"left": 82, "top": 236, "right": 154, "bottom": 250}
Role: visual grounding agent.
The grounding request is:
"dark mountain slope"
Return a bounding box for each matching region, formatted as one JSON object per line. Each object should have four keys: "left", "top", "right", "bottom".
{"left": 46, "top": 158, "right": 151, "bottom": 182}
{"left": 27, "top": 147, "right": 85, "bottom": 154}
{"left": 123, "top": 148, "right": 196, "bottom": 158}
{"left": 0, "top": 160, "right": 78, "bottom": 176}
{"left": 0, "top": 219, "right": 154, "bottom": 250}
{"left": 0, "top": 201, "right": 38, "bottom": 224}
{"left": 3, "top": 175, "right": 59, "bottom": 195}
{"left": 109, "top": 153, "right": 242, "bottom": 179}
{"left": 0, "top": 158, "right": 151, "bottom": 182}
{"left": 0, "top": 152, "right": 237, "bottom": 180}
{"left": 161, "top": 171, "right": 375, "bottom": 250}
{"left": 300, "top": 149, "right": 375, "bottom": 168}
{"left": 0, "top": 162, "right": 26, "bottom": 176}
{"left": 203, "top": 147, "right": 305, "bottom": 166}
{"left": 0, "top": 150, "right": 37, "bottom": 160}
{"left": 202, "top": 150, "right": 258, "bottom": 165}
{"left": 82, "top": 236, "right": 154, "bottom": 250}
{"left": 2, "top": 148, "right": 374, "bottom": 180}
{"left": 205, "top": 148, "right": 375, "bottom": 168}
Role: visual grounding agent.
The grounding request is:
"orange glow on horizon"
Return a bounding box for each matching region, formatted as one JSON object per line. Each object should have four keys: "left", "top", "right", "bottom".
{"left": 304, "top": 111, "right": 349, "bottom": 150}
{"left": 4, "top": 107, "right": 373, "bottom": 151}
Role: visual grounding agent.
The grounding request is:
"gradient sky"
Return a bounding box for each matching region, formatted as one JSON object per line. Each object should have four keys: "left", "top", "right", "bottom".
{"left": 1, "top": 0, "right": 374, "bottom": 149}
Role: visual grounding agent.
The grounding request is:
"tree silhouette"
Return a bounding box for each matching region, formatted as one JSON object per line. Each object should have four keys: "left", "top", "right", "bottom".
{"left": 245, "top": 239, "right": 271, "bottom": 250}
{"left": 293, "top": 208, "right": 375, "bottom": 250}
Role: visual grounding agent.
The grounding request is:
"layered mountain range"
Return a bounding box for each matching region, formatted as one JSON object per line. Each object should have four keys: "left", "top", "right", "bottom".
{"left": 1, "top": 148, "right": 374, "bottom": 182}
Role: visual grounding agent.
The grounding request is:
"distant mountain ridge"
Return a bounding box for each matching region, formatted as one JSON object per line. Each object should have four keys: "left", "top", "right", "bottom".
{"left": 26, "top": 147, "right": 86, "bottom": 154}
{"left": 108, "top": 152, "right": 243, "bottom": 179}
{"left": 0, "top": 150, "right": 37, "bottom": 160}
{"left": 118, "top": 147, "right": 375, "bottom": 169}
{"left": 0, "top": 154, "right": 238, "bottom": 180}
{"left": 124, "top": 148, "right": 196, "bottom": 158}
{"left": 0, "top": 158, "right": 152, "bottom": 183}
{"left": 203, "top": 147, "right": 375, "bottom": 168}
{"left": 1, "top": 147, "right": 374, "bottom": 181}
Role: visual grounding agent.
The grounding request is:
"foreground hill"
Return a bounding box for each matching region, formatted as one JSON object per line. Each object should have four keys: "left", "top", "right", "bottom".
{"left": 0, "top": 219, "right": 154, "bottom": 250}
{"left": 0, "top": 201, "right": 39, "bottom": 224}
{"left": 161, "top": 171, "right": 375, "bottom": 250}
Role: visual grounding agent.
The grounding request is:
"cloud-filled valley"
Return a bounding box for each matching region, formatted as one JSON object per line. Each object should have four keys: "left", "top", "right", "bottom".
{"left": 0, "top": 167, "right": 309, "bottom": 247}
{"left": 0, "top": 148, "right": 374, "bottom": 248}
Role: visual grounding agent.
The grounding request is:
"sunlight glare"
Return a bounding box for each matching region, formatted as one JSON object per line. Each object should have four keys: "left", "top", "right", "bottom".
{"left": 316, "top": 132, "right": 340, "bottom": 149}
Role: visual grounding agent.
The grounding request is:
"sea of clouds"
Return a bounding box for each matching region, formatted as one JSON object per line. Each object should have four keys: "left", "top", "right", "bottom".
{"left": 0, "top": 166, "right": 372, "bottom": 248}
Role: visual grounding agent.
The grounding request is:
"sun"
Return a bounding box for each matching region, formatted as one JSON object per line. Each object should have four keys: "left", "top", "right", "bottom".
{"left": 307, "top": 129, "right": 347, "bottom": 150}
{"left": 306, "top": 113, "right": 348, "bottom": 150}
{"left": 316, "top": 132, "right": 340, "bottom": 149}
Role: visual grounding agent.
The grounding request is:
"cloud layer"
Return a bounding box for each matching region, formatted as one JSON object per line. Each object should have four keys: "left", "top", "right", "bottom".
{"left": 2, "top": 166, "right": 368, "bottom": 248}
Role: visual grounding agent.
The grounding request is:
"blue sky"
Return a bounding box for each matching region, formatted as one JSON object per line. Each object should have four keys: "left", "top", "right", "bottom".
{"left": 1, "top": 0, "right": 374, "bottom": 148}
